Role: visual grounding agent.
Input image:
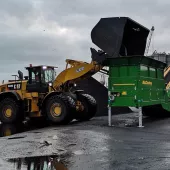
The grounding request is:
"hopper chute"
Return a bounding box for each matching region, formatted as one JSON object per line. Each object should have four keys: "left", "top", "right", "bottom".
{"left": 91, "top": 17, "right": 150, "bottom": 59}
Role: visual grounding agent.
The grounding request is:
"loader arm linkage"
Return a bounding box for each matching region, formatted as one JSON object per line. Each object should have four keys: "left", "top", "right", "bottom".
{"left": 53, "top": 59, "right": 103, "bottom": 91}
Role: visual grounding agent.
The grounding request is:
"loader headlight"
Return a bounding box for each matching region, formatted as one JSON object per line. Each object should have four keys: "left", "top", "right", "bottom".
{"left": 42, "top": 66, "right": 47, "bottom": 70}
{"left": 74, "top": 83, "right": 77, "bottom": 87}
{"left": 49, "top": 83, "right": 52, "bottom": 87}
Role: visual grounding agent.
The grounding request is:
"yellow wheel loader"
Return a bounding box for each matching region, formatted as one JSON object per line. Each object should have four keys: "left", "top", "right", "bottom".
{"left": 0, "top": 54, "right": 104, "bottom": 124}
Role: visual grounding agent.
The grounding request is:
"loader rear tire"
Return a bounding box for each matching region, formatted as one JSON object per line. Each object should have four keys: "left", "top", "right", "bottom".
{"left": 45, "top": 94, "right": 76, "bottom": 124}
{"left": 75, "top": 93, "right": 97, "bottom": 121}
{"left": 0, "top": 98, "right": 22, "bottom": 124}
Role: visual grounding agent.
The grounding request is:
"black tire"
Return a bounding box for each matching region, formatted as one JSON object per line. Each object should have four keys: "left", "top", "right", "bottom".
{"left": 0, "top": 98, "right": 22, "bottom": 124}
{"left": 75, "top": 93, "right": 97, "bottom": 121}
{"left": 65, "top": 95, "right": 77, "bottom": 121}
{"left": 45, "top": 94, "right": 76, "bottom": 124}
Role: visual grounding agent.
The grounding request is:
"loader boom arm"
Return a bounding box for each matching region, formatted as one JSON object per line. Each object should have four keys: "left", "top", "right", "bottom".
{"left": 53, "top": 59, "right": 103, "bottom": 91}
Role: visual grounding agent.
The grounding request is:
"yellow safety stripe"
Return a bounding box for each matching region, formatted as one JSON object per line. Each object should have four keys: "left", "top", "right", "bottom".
{"left": 164, "top": 66, "right": 170, "bottom": 77}
{"left": 113, "top": 84, "right": 135, "bottom": 86}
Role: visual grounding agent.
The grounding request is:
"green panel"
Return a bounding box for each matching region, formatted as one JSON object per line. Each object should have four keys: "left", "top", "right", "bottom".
{"left": 129, "top": 66, "right": 139, "bottom": 76}
{"left": 110, "top": 99, "right": 162, "bottom": 107}
{"left": 157, "top": 69, "right": 164, "bottom": 79}
{"left": 107, "top": 56, "right": 169, "bottom": 109}
{"left": 109, "top": 76, "right": 166, "bottom": 107}
{"left": 161, "top": 88, "right": 170, "bottom": 112}
{"left": 161, "top": 101, "right": 170, "bottom": 112}
{"left": 109, "top": 66, "right": 139, "bottom": 78}
{"left": 110, "top": 67, "right": 119, "bottom": 77}
{"left": 140, "top": 89, "right": 150, "bottom": 101}
{"left": 150, "top": 89, "right": 157, "bottom": 100}
{"left": 157, "top": 88, "right": 165, "bottom": 100}
{"left": 140, "top": 65, "right": 148, "bottom": 77}
{"left": 166, "top": 89, "right": 170, "bottom": 98}
{"left": 104, "top": 56, "right": 167, "bottom": 69}
{"left": 110, "top": 97, "right": 137, "bottom": 107}
{"left": 137, "top": 77, "right": 166, "bottom": 105}
{"left": 120, "top": 66, "right": 128, "bottom": 77}
{"left": 149, "top": 67, "right": 156, "bottom": 78}
{"left": 128, "top": 57, "right": 141, "bottom": 65}
{"left": 108, "top": 75, "right": 138, "bottom": 107}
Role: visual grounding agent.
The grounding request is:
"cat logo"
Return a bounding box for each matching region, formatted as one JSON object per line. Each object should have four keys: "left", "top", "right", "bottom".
{"left": 76, "top": 67, "right": 84, "bottom": 73}
{"left": 7, "top": 83, "right": 22, "bottom": 90}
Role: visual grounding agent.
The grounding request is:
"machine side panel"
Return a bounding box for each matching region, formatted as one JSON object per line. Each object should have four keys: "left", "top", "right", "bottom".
{"left": 108, "top": 57, "right": 166, "bottom": 107}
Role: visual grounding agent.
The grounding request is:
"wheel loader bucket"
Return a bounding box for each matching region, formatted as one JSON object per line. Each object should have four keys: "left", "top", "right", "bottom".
{"left": 91, "top": 17, "right": 150, "bottom": 58}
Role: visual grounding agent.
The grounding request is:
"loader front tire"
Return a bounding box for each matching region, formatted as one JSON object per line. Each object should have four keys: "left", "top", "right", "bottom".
{"left": 0, "top": 98, "right": 21, "bottom": 124}
{"left": 75, "top": 93, "right": 97, "bottom": 121}
{"left": 45, "top": 94, "right": 75, "bottom": 124}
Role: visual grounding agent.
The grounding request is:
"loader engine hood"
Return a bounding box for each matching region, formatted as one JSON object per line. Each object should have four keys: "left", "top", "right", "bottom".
{"left": 91, "top": 17, "right": 150, "bottom": 58}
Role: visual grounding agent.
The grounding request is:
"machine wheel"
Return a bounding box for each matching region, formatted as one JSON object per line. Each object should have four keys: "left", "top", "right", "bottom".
{"left": 65, "top": 95, "right": 77, "bottom": 121}
{"left": 0, "top": 98, "right": 22, "bottom": 124}
{"left": 45, "top": 94, "right": 76, "bottom": 124}
{"left": 75, "top": 93, "right": 97, "bottom": 121}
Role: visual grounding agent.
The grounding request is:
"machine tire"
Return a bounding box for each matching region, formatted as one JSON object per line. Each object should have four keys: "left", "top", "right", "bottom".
{"left": 75, "top": 93, "right": 97, "bottom": 121}
{"left": 0, "top": 98, "right": 22, "bottom": 124}
{"left": 65, "top": 95, "right": 77, "bottom": 121}
{"left": 45, "top": 94, "right": 76, "bottom": 124}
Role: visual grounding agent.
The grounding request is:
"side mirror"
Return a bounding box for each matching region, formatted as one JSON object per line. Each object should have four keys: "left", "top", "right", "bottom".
{"left": 18, "top": 70, "right": 23, "bottom": 80}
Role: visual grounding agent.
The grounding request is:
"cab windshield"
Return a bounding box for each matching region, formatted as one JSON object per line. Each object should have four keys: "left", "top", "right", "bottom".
{"left": 42, "top": 68, "right": 55, "bottom": 83}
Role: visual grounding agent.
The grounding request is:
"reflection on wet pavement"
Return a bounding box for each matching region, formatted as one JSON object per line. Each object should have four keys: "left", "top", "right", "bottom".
{"left": 0, "top": 120, "right": 50, "bottom": 137}
{"left": 7, "top": 154, "right": 70, "bottom": 170}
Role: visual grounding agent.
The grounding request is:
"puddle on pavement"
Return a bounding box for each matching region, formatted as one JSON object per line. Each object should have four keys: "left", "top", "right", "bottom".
{"left": 6, "top": 154, "right": 70, "bottom": 170}
{"left": 0, "top": 120, "right": 50, "bottom": 137}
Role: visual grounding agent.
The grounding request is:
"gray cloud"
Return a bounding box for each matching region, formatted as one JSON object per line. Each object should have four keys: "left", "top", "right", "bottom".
{"left": 0, "top": 0, "right": 33, "bottom": 16}
{"left": 30, "top": 0, "right": 170, "bottom": 54}
{"left": 0, "top": 0, "right": 170, "bottom": 82}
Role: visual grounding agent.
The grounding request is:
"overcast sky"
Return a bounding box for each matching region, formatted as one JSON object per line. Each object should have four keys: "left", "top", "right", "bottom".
{"left": 0, "top": 0, "right": 169, "bottom": 82}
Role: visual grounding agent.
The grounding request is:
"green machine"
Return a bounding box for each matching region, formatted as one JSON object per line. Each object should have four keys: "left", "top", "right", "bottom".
{"left": 90, "top": 17, "right": 170, "bottom": 127}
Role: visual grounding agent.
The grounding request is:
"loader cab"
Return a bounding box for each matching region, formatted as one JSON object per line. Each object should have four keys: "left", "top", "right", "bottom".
{"left": 25, "top": 65, "right": 56, "bottom": 93}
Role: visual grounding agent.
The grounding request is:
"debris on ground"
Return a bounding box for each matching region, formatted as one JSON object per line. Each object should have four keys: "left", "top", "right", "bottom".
{"left": 52, "top": 135, "right": 58, "bottom": 140}
{"left": 39, "top": 140, "right": 52, "bottom": 148}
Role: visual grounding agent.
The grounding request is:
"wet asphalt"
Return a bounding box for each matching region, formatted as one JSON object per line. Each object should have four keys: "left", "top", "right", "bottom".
{"left": 0, "top": 113, "right": 170, "bottom": 169}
